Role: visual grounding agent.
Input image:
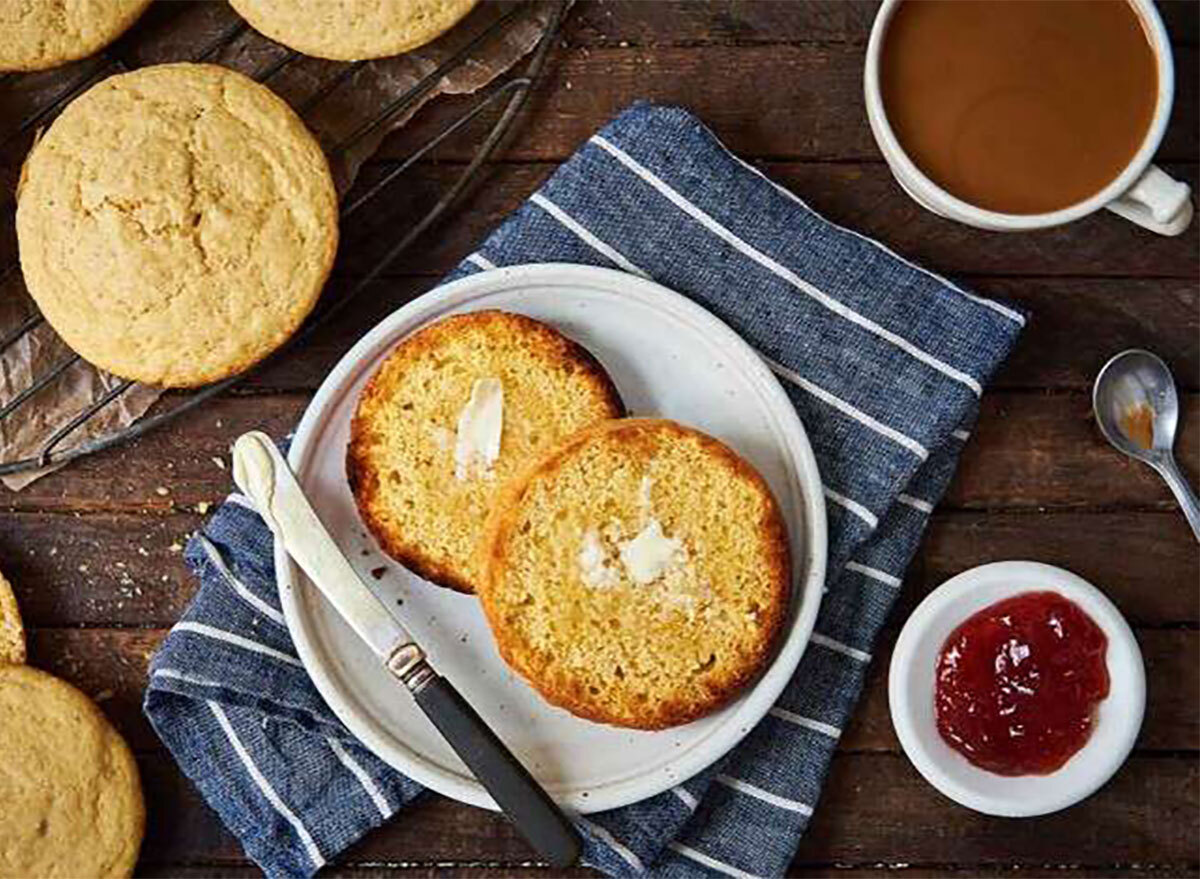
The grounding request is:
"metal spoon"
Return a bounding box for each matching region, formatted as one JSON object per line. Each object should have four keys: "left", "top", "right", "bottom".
{"left": 1093, "top": 349, "right": 1200, "bottom": 542}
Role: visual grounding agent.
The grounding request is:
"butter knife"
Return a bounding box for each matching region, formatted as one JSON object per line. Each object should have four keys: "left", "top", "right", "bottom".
{"left": 231, "top": 431, "right": 580, "bottom": 868}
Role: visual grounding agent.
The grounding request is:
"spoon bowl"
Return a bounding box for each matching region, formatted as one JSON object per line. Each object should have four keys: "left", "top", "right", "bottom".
{"left": 1093, "top": 349, "right": 1199, "bottom": 541}
{"left": 1093, "top": 349, "right": 1179, "bottom": 460}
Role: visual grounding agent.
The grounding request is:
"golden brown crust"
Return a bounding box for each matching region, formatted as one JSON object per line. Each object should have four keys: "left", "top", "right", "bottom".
{"left": 347, "top": 310, "right": 624, "bottom": 593}
{"left": 478, "top": 418, "right": 791, "bottom": 730}
{"left": 0, "top": 665, "right": 145, "bottom": 878}
{"left": 0, "top": 566, "right": 26, "bottom": 665}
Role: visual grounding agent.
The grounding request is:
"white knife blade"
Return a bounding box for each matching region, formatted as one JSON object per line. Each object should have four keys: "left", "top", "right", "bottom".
{"left": 231, "top": 431, "right": 414, "bottom": 663}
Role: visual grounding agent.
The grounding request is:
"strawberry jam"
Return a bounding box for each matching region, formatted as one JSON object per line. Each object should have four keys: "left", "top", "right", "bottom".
{"left": 935, "top": 591, "right": 1109, "bottom": 776}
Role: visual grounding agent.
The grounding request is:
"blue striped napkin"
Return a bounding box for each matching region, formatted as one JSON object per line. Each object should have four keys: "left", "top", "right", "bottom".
{"left": 145, "top": 103, "right": 1025, "bottom": 879}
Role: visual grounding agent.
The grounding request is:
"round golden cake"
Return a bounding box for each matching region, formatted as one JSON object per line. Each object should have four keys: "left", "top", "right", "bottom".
{"left": 0, "top": 566, "right": 25, "bottom": 664}
{"left": 229, "top": 0, "right": 479, "bottom": 61}
{"left": 478, "top": 418, "right": 791, "bottom": 730}
{"left": 0, "top": 0, "right": 151, "bottom": 72}
{"left": 15, "top": 63, "right": 338, "bottom": 388}
{"left": 348, "top": 310, "right": 624, "bottom": 594}
{"left": 0, "top": 665, "right": 144, "bottom": 878}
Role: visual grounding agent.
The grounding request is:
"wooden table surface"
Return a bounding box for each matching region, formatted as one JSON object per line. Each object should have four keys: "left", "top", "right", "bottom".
{"left": 1, "top": 2, "right": 1197, "bottom": 877}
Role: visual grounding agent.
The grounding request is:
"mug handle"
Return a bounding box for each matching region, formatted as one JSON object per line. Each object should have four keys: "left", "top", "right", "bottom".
{"left": 1106, "top": 165, "right": 1194, "bottom": 236}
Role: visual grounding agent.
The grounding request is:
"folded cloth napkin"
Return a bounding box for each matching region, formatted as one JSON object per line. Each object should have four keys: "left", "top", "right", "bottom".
{"left": 145, "top": 103, "right": 1025, "bottom": 879}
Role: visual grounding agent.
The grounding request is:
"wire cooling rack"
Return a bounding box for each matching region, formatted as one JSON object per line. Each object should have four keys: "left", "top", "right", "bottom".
{"left": 0, "top": 1, "right": 566, "bottom": 476}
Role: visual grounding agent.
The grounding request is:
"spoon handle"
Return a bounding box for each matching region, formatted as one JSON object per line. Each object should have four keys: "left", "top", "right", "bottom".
{"left": 1157, "top": 456, "right": 1200, "bottom": 543}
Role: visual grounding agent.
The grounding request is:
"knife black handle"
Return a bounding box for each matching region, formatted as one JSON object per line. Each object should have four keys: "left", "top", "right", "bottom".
{"left": 412, "top": 671, "right": 582, "bottom": 868}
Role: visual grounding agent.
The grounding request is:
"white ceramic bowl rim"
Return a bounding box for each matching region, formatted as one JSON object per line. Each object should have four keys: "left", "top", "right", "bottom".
{"left": 864, "top": 0, "right": 1175, "bottom": 230}
{"left": 888, "top": 561, "right": 1146, "bottom": 818}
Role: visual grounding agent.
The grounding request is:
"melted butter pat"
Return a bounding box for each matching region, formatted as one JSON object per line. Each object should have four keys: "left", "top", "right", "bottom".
{"left": 576, "top": 473, "right": 692, "bottom": 593}
{"left": 578, "top": 528, "right": 620, "bottom": 588}
{"left": 619, "top": 517, "right": 684, "bottom": 585}
{"left": 454, "top": 378, "right": 503, "bottom": 481}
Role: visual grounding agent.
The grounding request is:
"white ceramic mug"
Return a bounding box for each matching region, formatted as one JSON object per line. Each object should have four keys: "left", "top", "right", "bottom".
{"left": 864, "top": 0, "right": 1194, "bottom": 236}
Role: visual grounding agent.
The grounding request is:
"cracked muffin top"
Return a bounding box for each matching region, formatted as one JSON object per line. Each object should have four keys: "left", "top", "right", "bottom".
{"left": 229, "top": 0, "right": 479, "bottom": 61}
{"left": 0, "top": 0, "right": 152, "bottom": 72}
{"left": 15, "top": 62, "right": 338, "bottom": 387}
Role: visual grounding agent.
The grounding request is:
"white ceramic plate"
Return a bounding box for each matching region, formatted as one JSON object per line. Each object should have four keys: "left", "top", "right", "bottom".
{"left": 889, "top": 561, "right": 1145, "bottom": 817}
{"left": 278, "top": 263, "right": 827, "bottom": 813}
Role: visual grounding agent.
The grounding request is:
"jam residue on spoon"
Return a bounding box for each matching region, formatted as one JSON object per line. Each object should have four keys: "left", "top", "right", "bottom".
{"left": 935, "top": 591, "right": 1110, "bottom": 776}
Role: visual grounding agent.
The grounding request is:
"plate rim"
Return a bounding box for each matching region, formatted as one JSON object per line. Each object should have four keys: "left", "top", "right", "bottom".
{"left": 277, "top": 262, "right": 828, "bottom": 812}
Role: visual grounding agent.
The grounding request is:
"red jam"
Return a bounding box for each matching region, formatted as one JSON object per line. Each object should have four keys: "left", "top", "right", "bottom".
{"left": 935, "top": 591, "right": 1109, "bottom": 776}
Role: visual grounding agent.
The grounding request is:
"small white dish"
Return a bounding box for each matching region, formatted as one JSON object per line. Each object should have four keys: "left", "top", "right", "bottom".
{"left": 279, "top": 263, "right": 828, "bottom": 813}
{"left": 889, "top": 561, "right": 1145, "bottom": 817}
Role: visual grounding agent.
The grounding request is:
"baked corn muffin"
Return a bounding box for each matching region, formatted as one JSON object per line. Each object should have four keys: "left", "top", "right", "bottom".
{"left": 15, "top": 62, "right": 338, "bottom": 388}
{"left": 348, "top": 310, "right": 624, "bottom": 594}
{"left": 229, "top": 0, "right": 479, "bottom": 61}
{"left": 478, "top": 418, "right": 791, "bottom": 729}
{"left": 0, "top": 0, "right": 152, "bottom": 72}
{"left": 0, "top": 567, "right": 25, "bottom": 664}
{"left": 0, "top": 665, "right": 145, "bottom": 878}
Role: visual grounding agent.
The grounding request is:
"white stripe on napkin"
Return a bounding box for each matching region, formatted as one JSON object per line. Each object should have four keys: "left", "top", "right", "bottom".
{"left": 174, "top": 621, "right": 303, "bottom": 668}
{"left": 845, "top": 561, "right": 902, "bottom": 588}
{"left": 197, "top": 535, "right": 287, "bottom": 627}
{"left": 769, "top": 706, "right": 842, "bottom": 739}
{"left": 530, "top": 193, "right": 652, "bottom": 278}
{"left": 152, "top": 667, "right": 231, "bottom": 691}
{"left": 208, "top": 701, "right": 325, "bottom": 870}
{"left": 672, "top": 785, "right": 699, "bottom": 811}
{"left": 897, "top": 493, "right": 934, "bottom": 514}
{"left": 327, "top": 737, "right": 391, "bottom": 819}
{"left": 716, "top": 774, "right": 814, "bottom": 815}
{"left": 578, "top": 817, "right": 645, "bottom": 873}
{"left": 823, "top": 487, "right": 878, "bottom": 529}
{"left": 465, "top": 252, "right": 496, "bottom": 271}
{"left": 670, "top": 842, "right": 758, "bottom": 879}
{"left": 810, "top": 632, "right": 872, "bottom": 663}
{"left": 591, "top": 134, "right": 984, "bottom": 397}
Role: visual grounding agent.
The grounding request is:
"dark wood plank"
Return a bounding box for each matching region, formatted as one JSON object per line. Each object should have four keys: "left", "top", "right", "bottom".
{"left": 984, "top": 277, "right": 1200, "bottom": 392}
{"left": 5, "top": 391, "right": 1194, "bottom": 515}
{"left": 566, "top": 0, "right": 1199, "bottom": 49}
{"left": 0, "top": 393, "right": 306, "bottom": 515}
{"left": 0, "top": 511, "right": 204, "bottom": 625}
{"left": 140, "top": 868, "right": 597, "bottom": 879}
{"left": 230, "top": 276, "right": 1200, "bottom": 395}
{"left": 2, "top": 6, "right": 1195, "bottom": 172}
{"left": 129, "top": 752, "right": 1200, "bottom": 868}
{"left": 948, "top": 392, "right": 1200, "bottom": 510}
{"left": 4, "top": 511, "right": 1195, "bottom": 629}
{"left": 22, "top": 625, "right": 1198, "bottom": 760}
{"left": 912, "top": 512, "right": 1199, "bottom": 627}
{"left": 379, "top": 41, "right": 1199, "bottom": 162}
{"left": 794, "top": 753, "right": 1199, "bottom": 868}
{"left": 135, "top": 866, "right": 1198, "bottom": 878}
{"left": 568, "top": 0, "right": 884, "bottom": 47}
{"left": 332, "top": 161, "right": 1200, "bottom": 280}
